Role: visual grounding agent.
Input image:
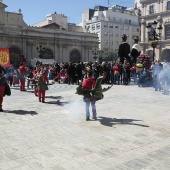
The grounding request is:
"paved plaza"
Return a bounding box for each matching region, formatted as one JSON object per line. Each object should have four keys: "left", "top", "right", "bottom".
{"left": 0, "top": 83, "right": 170, "bottom": 170}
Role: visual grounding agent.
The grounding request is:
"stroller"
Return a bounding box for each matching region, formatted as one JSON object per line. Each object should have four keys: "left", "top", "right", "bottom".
{"left": 137, "top": 70, "right": 153, "bottom": 87}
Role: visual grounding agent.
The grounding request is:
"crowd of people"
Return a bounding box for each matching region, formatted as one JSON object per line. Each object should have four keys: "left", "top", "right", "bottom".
{"left": 0, "top": 34, "right": 170, "bottom": 115}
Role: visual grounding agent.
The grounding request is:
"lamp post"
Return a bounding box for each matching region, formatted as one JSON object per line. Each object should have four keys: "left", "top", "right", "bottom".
{"left": 92, "top": 49, "right": 99, "bottom": 61}
{"left": 146, "top": 21, "right": 162, "bottom": 62}
{"left": 36, "top": 45, "right": 46, "bottom": 58}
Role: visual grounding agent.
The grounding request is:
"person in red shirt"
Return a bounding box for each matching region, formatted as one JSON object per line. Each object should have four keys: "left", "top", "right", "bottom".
{"left": 82, "top": 71, "right": 96, "bottom": 121}
{"left": 113, "top": 63, "right": 120, "bottom": 85}
{"left": 18, "top": 62, "right": 28, "bottom": 91}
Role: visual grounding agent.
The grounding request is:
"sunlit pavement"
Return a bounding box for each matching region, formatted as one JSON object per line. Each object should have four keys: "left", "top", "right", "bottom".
{"left": 1, "top": 83, "right": 170, "bottom": 170}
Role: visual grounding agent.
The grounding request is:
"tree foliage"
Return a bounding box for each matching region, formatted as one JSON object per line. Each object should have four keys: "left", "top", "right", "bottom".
{"left": 99, "top": 48, "right": 117, "bottom": 63}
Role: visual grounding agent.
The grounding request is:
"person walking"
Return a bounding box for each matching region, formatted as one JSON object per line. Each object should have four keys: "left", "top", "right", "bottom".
{"left": 18, "top": 62, "right": 28, "bottom": 91}
{"left": 37, "top": 68, "right": 49, "bottom": 103}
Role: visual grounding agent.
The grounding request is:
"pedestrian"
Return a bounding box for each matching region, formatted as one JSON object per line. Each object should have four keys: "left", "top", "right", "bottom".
{"left": 18, "top": 62, "right": 28, "bottom": 91}
{"left": 0, "top": 65, "right": 7, "bottom": 112}
{"left": 82, "top": 71, "right": 97, "bottom": 121}
{"left": 37, "top": 68, "right": 49, "bottom": 103}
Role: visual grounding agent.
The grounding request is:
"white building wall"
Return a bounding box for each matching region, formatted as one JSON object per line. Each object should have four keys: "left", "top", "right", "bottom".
{"left": 83, "top": 6, "right": 140, "bottom": 51}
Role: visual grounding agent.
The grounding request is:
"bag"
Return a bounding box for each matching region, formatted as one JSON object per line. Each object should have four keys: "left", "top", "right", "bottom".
{"left": 4, "top": 82, "right": 11, "bottom": 96}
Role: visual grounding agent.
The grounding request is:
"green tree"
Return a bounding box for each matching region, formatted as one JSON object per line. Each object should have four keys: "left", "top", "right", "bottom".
{"left": 99, "top": 48, "right": 117, "bottom": 63}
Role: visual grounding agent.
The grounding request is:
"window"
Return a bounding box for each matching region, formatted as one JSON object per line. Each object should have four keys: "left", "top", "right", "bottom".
{"left": 129, "top": 20, "right": 131, "bottom": 25}
{"left": 115, "top": 34, "right": 119, "bottom": 37}
{"left": 115, "top": 25, "right": 119, "bottom": 29}
{"left": 125, "top": 26, "right": 129, "bottom": 30}
{"left": 120, "top": 26, "right": 124, "bottom": 30}
{"left": 104, "top": 32, "right": 108, "bottom": 36}
{"left": 110, "top": 25, "right": 113, "bottom": 28}
{"left": 104, "top": 25, "right": 108, "bottom": 28}
{"left": 167, "top": 1, "right": 170, "bottom": 10}
{"left": 96, "top": 24, "right": 101, "bottom": 30}
{"left": 92, "top": 24, "right": 95, "bottom": 30}
{"left": 149, "top": 5, "right": 154, "bottom": 14}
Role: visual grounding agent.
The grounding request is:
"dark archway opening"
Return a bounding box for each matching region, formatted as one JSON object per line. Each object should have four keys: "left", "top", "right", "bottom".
{"left": 69, "top": 49, "right": 81, "bottom": 62}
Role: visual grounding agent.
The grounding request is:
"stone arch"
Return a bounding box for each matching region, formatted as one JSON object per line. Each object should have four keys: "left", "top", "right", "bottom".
{"left": 9, "top": 46, "right": 22, "bottom": 65}
{"left": 40, "top": 48, "right": 54, "bottom": 59}
{"left": 160, "top": 49, "right": 170, "bottom": 62}
{"left": 69, "top": 49, "right": 81, "bottom": 62}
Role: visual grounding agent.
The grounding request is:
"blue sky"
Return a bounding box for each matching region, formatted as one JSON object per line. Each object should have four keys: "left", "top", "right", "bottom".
{"left": 3, "top": 0, "right": 134, "bottom": 25}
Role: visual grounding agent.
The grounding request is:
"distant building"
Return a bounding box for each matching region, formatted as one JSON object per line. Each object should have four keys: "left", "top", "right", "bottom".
{"left": 82, "top": 5, "right": 140, "bottom": 51}
{"left": 140, "top": 0, "right": 170, "bottom": 62}
{"left": 0, "top": 1, "right": 99, "bottom": 66}
{"left": 32, "top": 12, "right": 68, "bottom": 30}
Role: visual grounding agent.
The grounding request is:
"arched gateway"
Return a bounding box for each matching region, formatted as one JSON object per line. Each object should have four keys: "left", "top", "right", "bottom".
{"left": 9, "top": 46, "right": 22, "bottom": 65}
{"left": 69, "top": 49, "right": 81, "bottom": 62}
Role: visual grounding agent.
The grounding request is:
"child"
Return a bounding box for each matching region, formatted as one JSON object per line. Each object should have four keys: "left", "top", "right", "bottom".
{"left": 82, "top": 71, "right": 96, "bottom": 121}
{"left": 37, "top": 68, "right": 49, "bottom": 103}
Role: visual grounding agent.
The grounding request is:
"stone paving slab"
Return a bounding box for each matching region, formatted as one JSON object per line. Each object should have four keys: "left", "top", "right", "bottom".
{"left": 0, "top": 83, "right": 170, "bottom": 170}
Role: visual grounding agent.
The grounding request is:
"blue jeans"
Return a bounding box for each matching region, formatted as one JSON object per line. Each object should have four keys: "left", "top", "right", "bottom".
{"left": 85, "top": 100, "right": 96, "bottom": 118}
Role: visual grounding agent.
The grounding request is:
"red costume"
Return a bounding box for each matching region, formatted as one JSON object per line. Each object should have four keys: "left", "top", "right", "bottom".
{"left": 37, "top": 73, "right": 49, "bottom": 103}
{"left": 19, "top": 64, "right": 27, "bottom": 91}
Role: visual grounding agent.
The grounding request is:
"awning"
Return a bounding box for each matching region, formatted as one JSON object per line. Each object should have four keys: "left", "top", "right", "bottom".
{"left": 30, "top": 58, "right": 56, "bottom": 66}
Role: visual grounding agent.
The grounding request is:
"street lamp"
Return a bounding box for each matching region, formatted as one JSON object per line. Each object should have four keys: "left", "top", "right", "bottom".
{"left": 36, "top": 45, "right": 46, "bottom": 58}
{"left": 92, "top": 49, "right": 99, "bottom": 61}
{"left": 146, "top": 21, "right": 163, "bottom": 61}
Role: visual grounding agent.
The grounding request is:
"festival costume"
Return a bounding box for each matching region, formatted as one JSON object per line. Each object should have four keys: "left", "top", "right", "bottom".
{"left": 33, "top": 70, "right": 40, "bottom": 96}
{"left": 19, "top": 65, "right": 27, "bottom": 91}
{"left": 76, "top": 77, "right": 113, "bottom": 120}
{"left": 82, "top": 77, "right": 96, "bottom": 119}
{"left": 37, "top": 73, "right": 49, "bottom": 102}
{"left": 131, "top": 44, "right": 142, "bottom": 64}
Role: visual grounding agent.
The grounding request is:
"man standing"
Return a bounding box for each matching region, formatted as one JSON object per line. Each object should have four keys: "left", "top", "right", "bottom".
{"left": 82, "top": 71, "right": 96, "bottom": 121}
{"left": 118, "top": 34, "right": 131, "bottom": 64}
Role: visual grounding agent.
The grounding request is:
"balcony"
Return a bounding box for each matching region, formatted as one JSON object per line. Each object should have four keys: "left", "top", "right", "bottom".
{"left": 140, "top": 0, "right": 157, "bottom": 5}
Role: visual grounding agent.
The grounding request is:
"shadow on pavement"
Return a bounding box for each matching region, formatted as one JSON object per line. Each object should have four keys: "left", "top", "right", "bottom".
{"left": 45, "top": 96, "right": 62, "bottom": 99}
{"left": 45, "top": 100, "right": 71, "bottom": 106}
{"left": 98, "top": 117, "right": 149, "bottom": 128}
{"left": 4, "top": 110, "right": 38, "bottom": 116}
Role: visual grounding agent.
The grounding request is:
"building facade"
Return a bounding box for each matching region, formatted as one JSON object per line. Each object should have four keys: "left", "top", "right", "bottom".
{"left": 0, "top": 1, "right": 99, "bottom": 66}
{"left": 82, "top": 5, "right": 140, "bottom": 51}
{"left": 140, "top": 0, "right": 170, "bottom": 62}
